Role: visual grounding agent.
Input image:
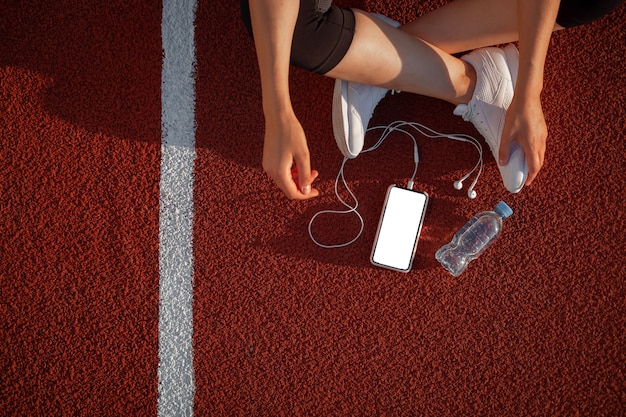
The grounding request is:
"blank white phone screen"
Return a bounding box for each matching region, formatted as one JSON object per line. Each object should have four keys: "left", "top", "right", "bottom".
{"left": 371, "top": 186, "right": 427, "bottom": 271}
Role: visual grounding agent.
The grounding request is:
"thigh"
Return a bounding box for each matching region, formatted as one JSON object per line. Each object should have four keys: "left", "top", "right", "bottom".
{"left": 400, "top": 0, "right": 520, "bottom": 54}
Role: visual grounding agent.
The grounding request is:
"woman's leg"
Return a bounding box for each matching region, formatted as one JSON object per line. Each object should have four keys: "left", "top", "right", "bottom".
{"left": 242, "top": 0, "right": 477, "bottom": 105}
{"left": 323, "top": 10, "right": 476, "bottom": 106}
{"left": 400, "top": 0, "right": 529, "bottom": 55}
{"left": 325, "top": 6, "right": 526, "bottom": 192}
{"left": 401, "top": 0, "right": 624, "bottom": 55}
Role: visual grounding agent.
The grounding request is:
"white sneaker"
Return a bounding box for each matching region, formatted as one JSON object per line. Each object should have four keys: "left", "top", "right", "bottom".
{"left": 332, "top": 14, "right": 400, "bottom": 159}
{"left": 332, "top": 81, "right": 389, "bottom": 158}
{"left": 453, "top": 44, "right": 528, "bottom": 193}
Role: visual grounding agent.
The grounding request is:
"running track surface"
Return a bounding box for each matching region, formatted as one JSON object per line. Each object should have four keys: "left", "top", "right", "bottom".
{"left": 1, "top": 1, "right": 625, "bottom": 415}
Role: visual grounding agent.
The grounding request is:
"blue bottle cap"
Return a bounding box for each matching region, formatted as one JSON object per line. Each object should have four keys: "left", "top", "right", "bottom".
{"left": 494, "top": 201, "right": 513, "bottom": 219}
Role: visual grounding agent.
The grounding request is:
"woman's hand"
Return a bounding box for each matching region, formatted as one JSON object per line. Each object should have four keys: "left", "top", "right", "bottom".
{"left": 262, "top": 110, "right": 319, "bottom": 200}
{"left": 500, "top": 0, "right": 562, "bottom": 188}
{"left": 499, "top": 94, "right": 547, "bottom": 186}
{"left": 249, "top": 0, "right": 319, "bottom": 200}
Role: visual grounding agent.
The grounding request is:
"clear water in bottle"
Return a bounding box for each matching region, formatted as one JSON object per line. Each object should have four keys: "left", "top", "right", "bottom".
{"left": 436, "top": 201, "right": 513, "bottom": 277}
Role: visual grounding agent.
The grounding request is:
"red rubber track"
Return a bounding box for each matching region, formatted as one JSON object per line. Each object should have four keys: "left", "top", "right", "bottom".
{"left": 1, "top": 0, "right": 625, "bottom": 415}
{"left": 193, "top": 1, "right": 625, "bottom": 415}
{"left": 1, "top": 2, "right": 161, "bottom": 415}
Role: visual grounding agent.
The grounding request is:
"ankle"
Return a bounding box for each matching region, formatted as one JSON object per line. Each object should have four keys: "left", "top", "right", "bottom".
{"left": 454, "top": 60, "right": 476, "bottom": 105}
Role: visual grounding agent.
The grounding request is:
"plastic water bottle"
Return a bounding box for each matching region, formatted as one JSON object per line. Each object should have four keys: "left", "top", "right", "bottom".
{"left": 435, "top": 201, "right": 513, "bottom": 277}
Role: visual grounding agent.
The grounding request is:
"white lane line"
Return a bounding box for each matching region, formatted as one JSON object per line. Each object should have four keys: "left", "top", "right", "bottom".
{"left": 158, "top": 0, "right": 197, "bottom": 416}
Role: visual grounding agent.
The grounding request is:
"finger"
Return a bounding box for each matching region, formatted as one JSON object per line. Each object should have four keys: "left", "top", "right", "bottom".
{"left": 524, "top": 148, "right": 545, "bottom": 186}
{"left": 292, "top": 167, "right": 320, "bottom": 186}
{"left": 498, "top": 133, "right": 514, "bottom": 166}
{"left": 291, "top": 171, "right": 320, "bottom": 199}
{"left": 273, "top": 168, "right": 319, "bottom": 200}
{"left": 274, "top": 171, "right": 301, "bottom": 199}
{"left": 293, "top": 149, "right": 313, "bottom": 195}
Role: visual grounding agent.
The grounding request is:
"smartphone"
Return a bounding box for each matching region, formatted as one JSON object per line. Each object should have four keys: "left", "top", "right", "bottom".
{"left": 371, "top": 185, "right": 428, "bottom": 272}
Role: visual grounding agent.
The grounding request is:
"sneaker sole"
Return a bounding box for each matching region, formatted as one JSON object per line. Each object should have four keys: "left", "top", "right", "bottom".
{"left": 331, "top": 14, "right": 399, "bottom": 160}
{"left": 499, "top": 44, "right": 529, "bottom": 194}
{"left": 332, "top": 79, "right": 358, "bottom": 159}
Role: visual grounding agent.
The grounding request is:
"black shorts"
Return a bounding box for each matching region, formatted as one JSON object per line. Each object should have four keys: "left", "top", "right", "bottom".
{"left": 241, "top": 0, "right": 624, "bottom": 74}
{"left": 240, "top": 0, "right": 354, "bottom": 74}
{"left": 557, "top": 0, "right": 624, "bottom": 28}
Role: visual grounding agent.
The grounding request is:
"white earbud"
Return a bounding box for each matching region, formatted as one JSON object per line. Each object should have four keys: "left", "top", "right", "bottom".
{"left": 454, "top": 175, "right": 478, "bottom": 199}
{"left": 466, "top": 174, "right": 479, "bottom": 199}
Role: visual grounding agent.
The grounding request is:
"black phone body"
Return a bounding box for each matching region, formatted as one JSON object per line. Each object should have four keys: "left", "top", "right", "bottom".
{"left": 370, "top": 185, "right": 429, "bottom": 272}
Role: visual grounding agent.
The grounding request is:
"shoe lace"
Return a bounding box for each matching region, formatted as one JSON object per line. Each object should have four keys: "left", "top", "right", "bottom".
{"left": 454, "top": 103, "right": 497, "bottom": 152}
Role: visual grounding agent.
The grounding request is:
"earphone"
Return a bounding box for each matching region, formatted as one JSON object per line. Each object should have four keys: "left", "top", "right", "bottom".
{"left": 308, "top": 120, "right": 483, "bottom": 249}
{"left": 367, "top": 121, "right": 483, "bottom": 199}
{"left": 454, "top": 177, "right": 478, "bottom": 199}
{"left": 453, "top": 159, "right": 479, "bottom": 199}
